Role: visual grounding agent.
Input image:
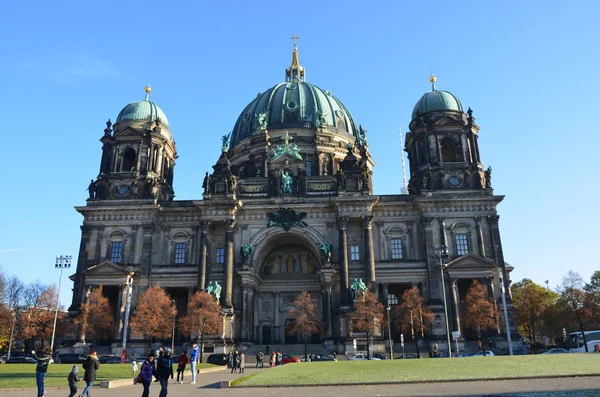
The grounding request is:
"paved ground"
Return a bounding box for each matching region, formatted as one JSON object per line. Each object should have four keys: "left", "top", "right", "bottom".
{"left": 3, "top": 367, "right": 600, "bottom": 397}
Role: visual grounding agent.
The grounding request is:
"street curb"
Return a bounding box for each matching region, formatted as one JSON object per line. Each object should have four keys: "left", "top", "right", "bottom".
{"left": 100, "top": 366, "right": 227, "bottom": 388}
{"left": 233, "top": 373, "right": 600, "bottom": 388}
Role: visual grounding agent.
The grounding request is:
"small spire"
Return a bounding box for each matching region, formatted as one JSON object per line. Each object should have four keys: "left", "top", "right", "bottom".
{"left": 144, "top": 84, "right": 152, "bottom": 100}
{"left": 429, "top": 73, "right": 437, "bottom": 90}
{"left": 286, "top": 34, "right": 305, "bottom": 82}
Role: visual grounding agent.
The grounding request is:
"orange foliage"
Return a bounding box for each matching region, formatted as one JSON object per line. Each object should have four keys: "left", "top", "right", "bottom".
{"left": 130, "top": 285, "right": 176, "bottom": 341}
{"left": 349, "top": 289, "right": 384, "bottom": 334}
{"left": 178, "top": 291, "right": 222, "bottom": 339}
{"left": 462, "top": 280, "right": 497, "bottom": 332}
{"left": 286, "top": 291, "right": 322, "bottom": 337}
{"left": 394, "top": 286, "right": 432, "bottom": 339}
{"left": 75, "top": 286, "right": 114, "bottom": 343}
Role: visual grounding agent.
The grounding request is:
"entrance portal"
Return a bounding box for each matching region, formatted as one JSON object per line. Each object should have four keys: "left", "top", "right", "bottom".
{"left": 284, "top": 319, "right": 297, "bottom": 344}
{"left": 262, "top": 327, "right": 272, "bottom": 344}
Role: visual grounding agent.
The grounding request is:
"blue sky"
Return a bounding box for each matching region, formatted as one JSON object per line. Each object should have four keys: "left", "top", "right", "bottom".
{"left": 0, "top": 1, "right": 598, "bottom": 308}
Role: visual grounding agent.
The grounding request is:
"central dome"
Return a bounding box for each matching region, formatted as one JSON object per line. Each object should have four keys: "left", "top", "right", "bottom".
{"left": 231, "top": 81, "right": 357, "bottom": 146}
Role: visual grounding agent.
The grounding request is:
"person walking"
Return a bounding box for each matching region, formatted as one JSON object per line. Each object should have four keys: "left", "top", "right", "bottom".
{"left": 255, "top": 351, "right": 263, "bottom": 368}
{"left": 188, "top": 343, "right": 199, "bottom": 384}
{"left": 131, "top": 360, "right": 139, "bottom": 374}
{"left": 67, "top": 365, "right": 80, "bottom": 397}
{"left": 229, "top": 352, "right": 236, "bottom": 373}
{"left": 31, "top": 349, "right": 52, "bottom": 397}
{"left": 239, "top": 351, "right": 245, "bottom": 374}
{"left": 81, "top": 350, "right": 100, "bottom": 397}
{"left": 270, "top": 351, "right": 276, "bottom": 367}
{"left": 156, "top": 347, "right": 173, "bottom": 397}
{"left": 176, "top": 352, "right": 188, "bottom": 384}
{"left": 139, "top": 352, "right": 156, "bottom": 397}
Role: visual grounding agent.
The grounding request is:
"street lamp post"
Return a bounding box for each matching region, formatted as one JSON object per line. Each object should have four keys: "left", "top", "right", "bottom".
{"left": 435, "top": 245, "right": 452, "bottom": 358}
{"left": 121, "top": 278, "right": 133, "bottom": 351}
{"left": 51, "top": 255, "right": 72, "bottom": 354}
{"left": 386, "top": 294, "right": 397, "bottom": 360}
{"left": 498, "top": 268, "right": 513, "bottom": 355}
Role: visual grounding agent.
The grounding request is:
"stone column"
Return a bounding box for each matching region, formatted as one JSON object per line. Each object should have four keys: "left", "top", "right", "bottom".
{"left": 241, "top": 285, "right": 248, "bottom": 340}
{"left": 488, "top": 215, "right": 510, "bottom": 300}
{"left": 273, "top": 292, "right": 280, "bottom": 343}
{"left": 95, "top": 226, "right": 104, "bottom": 262}
{"left": 140, "top": 225, "right": 154, "bottom": 277}
{"left": 129, "top": 225, "right": 138, "bottom": 264}
{"left": 450, "top": 278, "right": 461, "bottom": 336}
{"left": 78, "top": 286, "right": 93, "bottom": 343}
{"left": 362, "top": 216, "right": 376, "bottom": 286}
{"left": 475, "top": 216, "right": 486, "bottom": 257}
{"left": 439, "top": 217, "right": 448, "bottom": 249}
{"left": 319, "top": 269, "right": 335, "bottom": 337}
{"left": 420, "top": 217, "right": 435, "bottom": 302}
{"left": 337, "top": 217, "right": 350, "bottom": 303}
{"left": 70, "top": 225, "right": 92, "bottom": 311}
{"left": 223, "top": 220, "right": 236, "bottom": 307}
{"left": 198, "top": 222, "right": 209, "bottom": 290}
{"left": 248, "top": 287, "right": 255, "bottom": 342}
{"left": 382, "top": 283, "right": 389, "bottom": 305}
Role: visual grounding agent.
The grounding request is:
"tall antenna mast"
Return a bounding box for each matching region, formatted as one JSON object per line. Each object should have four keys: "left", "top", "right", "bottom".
{"left": 399, "top": 125, "right": 408, "bottom": 194}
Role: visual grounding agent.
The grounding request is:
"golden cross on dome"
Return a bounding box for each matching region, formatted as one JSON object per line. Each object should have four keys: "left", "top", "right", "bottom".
{"left": 291, "top": 34, "right": 300, "bottom": 47}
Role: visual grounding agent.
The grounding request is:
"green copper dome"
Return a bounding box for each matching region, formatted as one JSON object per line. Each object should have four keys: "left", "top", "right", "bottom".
{"left": 116, "top": 99, "right": 169, "bottom": 127}
{"left": 231, "top": 81, "right": 357, "bottom": 147}
{"left": 412, "top": 89, "right": 463, "bottom": 120}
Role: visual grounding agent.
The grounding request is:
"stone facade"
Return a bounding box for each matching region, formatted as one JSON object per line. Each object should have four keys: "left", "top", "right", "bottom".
{"left": 68, "top": 47, "right": 518, "bottom": 354}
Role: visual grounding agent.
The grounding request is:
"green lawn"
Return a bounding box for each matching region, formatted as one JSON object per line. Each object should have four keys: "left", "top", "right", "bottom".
{"left": 234, "top": 354, "right": 600, "bottom": 387}
{"left": 0, "top": 363, "right": 217, "bottom": 389}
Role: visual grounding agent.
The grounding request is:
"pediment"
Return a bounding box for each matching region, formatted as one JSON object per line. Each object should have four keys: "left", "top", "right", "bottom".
{"left": 270, "top": 152, "right": 304, "bottom": 165}
{"left": 85, "top": 261, "right": 134, "bottom": 276}
{"left": 434, "top": 116, "right": 465, "bottom": 127}
{"left": 115, "top": 127, "right": 143, "bottom": 137}
{"left": 444, "top": 253, "right": 498, "bottom": 270}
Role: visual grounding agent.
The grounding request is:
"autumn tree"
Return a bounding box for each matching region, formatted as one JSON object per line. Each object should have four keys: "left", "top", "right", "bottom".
{"left": 20, "top": 283, "right": 61, "bottom": 350}
{"left": 462, "top": 280, "right": 497, "bottom": 356}
{"left": 558, "top": 271, "right": 598, "bottom": 352}
{"left": 393, "top": 286, "right": 432, "bottom": 358}
{"left": 3, "top": 275, "right": 24, "bottom": 356}
{"left": 130, "top": 285, "right": 177, "bottom": 347}
{"left": 511, "top": 279, "right": 557, "bottom": 352}
{"left": 348, "top": 288, "right": 384, "bottom": 359}
{"left": 286, "top": 291, "right": 322, "bottom": 361}
{"left": 178, "top": 291, "right": 222, "bottom": 363}
{"left": 75, "top": 286, "right": 114, "bottom": 344}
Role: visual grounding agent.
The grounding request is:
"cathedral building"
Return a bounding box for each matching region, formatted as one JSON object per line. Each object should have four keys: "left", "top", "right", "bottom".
{"left": 68, "top": 40, "right": 517, "bottom": 354}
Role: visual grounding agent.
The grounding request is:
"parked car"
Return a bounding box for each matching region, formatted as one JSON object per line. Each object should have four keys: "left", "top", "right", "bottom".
{"left": 0, "top": 355, "right": 6, "bottom": 364}
{"left": 396, "top": 353, "right": 419, "bottom": 359}
{"left": 372, "top": 353, "right": 387, "bottom": 360}
{"left": 348, "top": 353, "right": 381, "bottom": 361}
{"left": 6, "top": 356, "right": 38, "bottom": 364}
{"left": 542, "top": 348, "right": 569, "bottom": 354}
{"left": 281, "top": 354, "right": 300, "bottom": 364}
{"left": 300, "top": 354, "right": 337, "bottom": 362}
{"left": 58, "top": 354, "right": 87, "bottom": 364}
{"left": 472, "top": 351, "right": 495, "bottom": 357}
{"left": 206, "top": 353, "right": 228, "bottom": 366}
{"left": 98, "top": 355, "right": 131, "bottom": 364}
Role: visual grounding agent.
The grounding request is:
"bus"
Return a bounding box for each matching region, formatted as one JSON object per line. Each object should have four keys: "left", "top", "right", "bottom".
{"left": 567, "top": 330, "right": 600, "bottom": 352}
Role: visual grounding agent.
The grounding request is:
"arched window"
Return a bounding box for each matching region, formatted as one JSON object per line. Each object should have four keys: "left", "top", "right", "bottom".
{"left": 440, "top": 137, "right": 457, "bottom": 162}
{"left": 121, "top": 147, "right": 137, "bottom": 172}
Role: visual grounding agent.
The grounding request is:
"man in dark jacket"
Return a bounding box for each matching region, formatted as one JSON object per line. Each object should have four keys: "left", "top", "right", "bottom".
{"left": 31, "top": 349, "right": 51, "bottom": 397}
{"left": 156, "top": 347, "right": 174, "bottom": 397}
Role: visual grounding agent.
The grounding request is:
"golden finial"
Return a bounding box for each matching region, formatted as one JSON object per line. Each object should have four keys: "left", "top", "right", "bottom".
{"left": 286, "top": 34, "right": 305, "bottom": 82}
{"left": 429, "top": 74, "right": 437, "bottom": 90}
{"left": 144, "top": 84, "right": 151, "bottom": 100}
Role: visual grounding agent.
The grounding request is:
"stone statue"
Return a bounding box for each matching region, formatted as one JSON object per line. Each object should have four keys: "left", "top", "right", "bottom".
{"left": 335, "top": 170, "right": 346, "bottom": 191}
{"left": 240, "top": 244, "right": 253, "bottom": 264}
{"left": 281, "top": 170, "right": 293, "bottom": 195}
{"left": 87, "top": 179, "right": 97, "bottom": 200}
{"left": 228, "top": 175, "right": 237, "bottom": 193}
{"left": 485, "top": 166, "right": 492, "bottom": 188}
{"left": 131, "top": 180, "right": 138, "bottom": 198}
{"left": 257, "top": 112, "right": 268, "bottom": 131}
{"left": 221, "top": 132, "right": 231, "bottom": 153}
{"left": 350, "top": 278, "right": 368, "bottom": 301}
{"left": 202, "top": 172, "right": 211, "bottom": 194}
{"left": 319, "top": 243, "right": 332, "bottom": 265}
{"left": 223, "top": 176, "right": 229, "bottom": 193}
{"left": 206, "top": 281, "right": 222, "bottom": 301}
{"left": 422, "top": 173, "right": 430, "bottom": 190}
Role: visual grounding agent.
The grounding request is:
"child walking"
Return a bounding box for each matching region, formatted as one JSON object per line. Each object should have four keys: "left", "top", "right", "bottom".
{"left": 67, "top": 365, "right": 80, "bottom": 397}
{"left": 131, "top": 360, "right": 139, "bottom": 374}
{"left": 176, "top": 352, "right": 188, "bottom": 384}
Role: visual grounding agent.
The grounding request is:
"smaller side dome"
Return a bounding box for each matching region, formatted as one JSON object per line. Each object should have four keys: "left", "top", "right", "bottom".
{"left": 116, "top": 86, "right": 169, "bottom": 127}
{"left": 116, "top": 100, "right": 169, "bottom": 127}
{"left": 412, "top": 90, "right": 463, "bottom": 120}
